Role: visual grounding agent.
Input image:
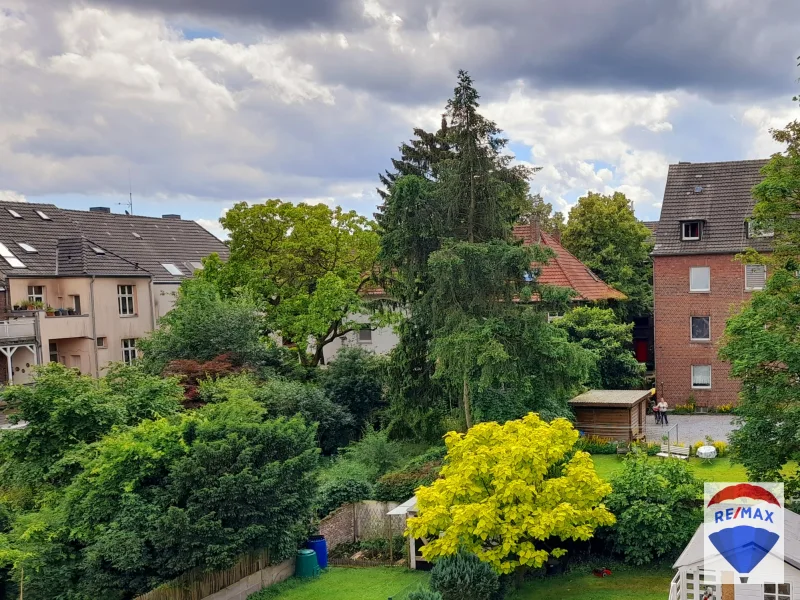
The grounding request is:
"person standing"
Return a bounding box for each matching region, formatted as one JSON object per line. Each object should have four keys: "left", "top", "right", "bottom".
{"left": 658, "top": 397, "right": 669, "bottom": 425}
{"left": 652, "top": 399, "right": 661, "bottom": 425}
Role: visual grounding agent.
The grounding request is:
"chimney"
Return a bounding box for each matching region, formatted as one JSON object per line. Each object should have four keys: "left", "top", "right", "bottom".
{"left": 162, "top": 214, "right": 181, "bottom": 220}
{"left": 552, "top": 224, "right": 561, "bottom": 245}
{"left": 530, "top": 219, "right": 541, "bottom": 245}
{"left": 89, "top": 207, "right": 111, "bottom": 213}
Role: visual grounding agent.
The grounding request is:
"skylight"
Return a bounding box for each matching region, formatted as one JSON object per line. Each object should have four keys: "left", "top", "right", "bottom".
{"left": 7, "top": 209, "right": 21, "bottom": 219}
{"left": 132, "top": 232, "right": 141, "bottom": 239}
{"left": 189, "top": 261, "right": 204, "bottom": 271}
{"left": 162, "top": 263, "right": 183, "bottom": 276}
{"left": 0, "top": 242, "right": 26, "bottom": 269}
{"left": 17, "top": 243, "right": 37, "bottom": 253}
{"left": 35, "top": 210, "right": 51, "bottom": 220}
{"left": 91, "top": 247, "right": 106, "bottom": 255}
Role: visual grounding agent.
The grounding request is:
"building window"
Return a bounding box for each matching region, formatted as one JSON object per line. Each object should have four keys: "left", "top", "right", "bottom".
{"left": 689, "top": 267, "right": 710, "bottom": 292}
{"left": 691, "top": 316, "right": 710, "bottom": 341}
{"left": 27, "top": 285, "right": 44, "bottom": 304}
{"left": 122, "top": 338, "right": 137, "bottom": 364}
{"left": 49, "top": 342, "right": 58, "bottom": 363}
{"left": 96, "top": 337, "right": 107, "bottom": 348}
{"left": 692, "top": 365, "right": 712, "bottom": 389}
{"left": 748, "top": 221, "right": 774, "bottom": 238}
{"left": 682, "top": 221, "right": 702, "bottom": 240}
{"left": 70, "top": 295, "right": 81, "bottom": 315}
{"left": 745, "top": 264, "right": 767, "bottom": 291}
{"left": 764, "top": 583, "right": 790, "bottom": 600}
{"left": 358, "top": 329, "right": 373, "bottom": 343}
{"left": 548, "top": 313, "right": 565, "bottom": 322}
{"left": 117, "top": 285, "right": 135, "bottom": 315}
{"left": 161, "top": 263, "right": 183, "bottom": 276}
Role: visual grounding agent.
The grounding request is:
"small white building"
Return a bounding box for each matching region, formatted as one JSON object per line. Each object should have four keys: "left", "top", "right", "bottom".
{"left": 387, "top": 496, "right": 432, "bottom": 571}
{"left": 670, "top": 509, "right": 800, "bottom": 600}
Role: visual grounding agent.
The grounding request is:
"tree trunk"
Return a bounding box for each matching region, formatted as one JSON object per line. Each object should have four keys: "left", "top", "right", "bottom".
{"left": 514, "top": 565, "right": 527, "bottom": 589}
{"left": 463, "top": 376, "right": 473, "bottom": 430}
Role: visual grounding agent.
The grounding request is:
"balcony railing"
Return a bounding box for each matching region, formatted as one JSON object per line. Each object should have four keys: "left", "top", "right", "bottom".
{"left": 0, "top": 317, "right": 36, "bottom": 341}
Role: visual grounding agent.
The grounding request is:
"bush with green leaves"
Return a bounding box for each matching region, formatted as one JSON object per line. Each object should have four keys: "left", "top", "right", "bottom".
{"left": 338, "top": 426, "right": 402, "bottom": 480}
{"left": 408, "top": 589, "right": 443, "bottom": 600}
{"left": 316, "top": 478, "right": 373, "bottom": 517}
{"left": 254, "top": 380, "right": 355, "bottom": 454}
{"left": 1, "top": 399, "right": 319, "bottom": 600}
{"left": 604, "top": 454, "right": 702, "bottom": 565}
{"left": 374, "top": 456, "right": 442, "bottom": 502}
{"left": 575, "top": 435, "right": 618, "bottom": 455}
{"left": 430, "top": 549, "right": 500, "bottom": 600}
{"left": 320, "top": 347, "right": 386, "bottom": 431}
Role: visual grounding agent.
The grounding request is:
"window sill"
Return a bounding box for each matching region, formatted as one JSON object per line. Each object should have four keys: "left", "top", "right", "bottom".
{"left": 690, "top": 339, "right": 712, "bottom": 343}
{"left": 691, "top": 386, "right": 712, "bottom": 390}
{"left": 688, "top": 290, "right": 710, "bottom": 294}
{"left": 119, "top": 314, "right": 139, "bottom": 318}
{"left": 744, "top": 288, "right": 764, "bottom": 293}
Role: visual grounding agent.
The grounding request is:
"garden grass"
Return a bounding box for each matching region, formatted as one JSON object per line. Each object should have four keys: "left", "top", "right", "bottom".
{"left": 591, "top": 454, "right": 749, "bottom": 482}
{"left": 248, "top": 567, "right": 428, "bottom": 600}
{"left": 510, "top": 567, "right": 674, "bottom": 600}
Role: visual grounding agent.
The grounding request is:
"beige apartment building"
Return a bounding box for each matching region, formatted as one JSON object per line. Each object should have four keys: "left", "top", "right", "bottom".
{"left": 0, "top": 202, "right": 228, "bottom": 384}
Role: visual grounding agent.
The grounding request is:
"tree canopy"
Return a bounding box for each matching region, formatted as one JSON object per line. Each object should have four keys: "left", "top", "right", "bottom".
{"left": 406, "top": 413, "right": 615, "bottom": 574}
{"left": 202, "top": 200, "right": 381, "bottom": 366}
{"left": 561, "top": 192, "right": 653, "bottom": 319}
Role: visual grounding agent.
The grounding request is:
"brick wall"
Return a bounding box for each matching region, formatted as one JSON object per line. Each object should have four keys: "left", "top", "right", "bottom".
{"left": 654, "top": 253, "right": 757, "bottom": 407}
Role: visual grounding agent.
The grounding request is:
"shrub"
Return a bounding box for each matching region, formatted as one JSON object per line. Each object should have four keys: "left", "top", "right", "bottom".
{"left": 316, "top": 478, "right": 373, "bottom": 517}
{"left": 409, "top": 590, "right": 443, "bottom": 600}
{"left": 430, "top": 549, "right": 499, "bottom": 600}
{"left": 715, "top": 404, "right": 734, "bottom": 414}
{"left": 713, "top": 441, "right": 728, "bottom": 457}
{"left": 339, "top": 426, "right": 402, "bottom": 480}
{"left": 576, "top": 435, "right": 618, "bottom": 454}
{"left": 320, "top": 347, "right": 386, "bottom": 431}
{"left": 374, "top": 461, "right": 442, "bottom": 501}
{"left": 163, "top": 353, "right": 245, "bottom": 404}
{"left": 604, "top": 454, "right": 702, "bottom": 565}
{"left": 690, "top": 439, "right": 728, "bottom": 457}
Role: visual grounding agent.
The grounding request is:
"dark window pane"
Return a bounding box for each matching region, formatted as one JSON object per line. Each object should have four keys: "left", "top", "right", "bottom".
{"left": 692, "top": 317, "right": 710, "bottom": 340}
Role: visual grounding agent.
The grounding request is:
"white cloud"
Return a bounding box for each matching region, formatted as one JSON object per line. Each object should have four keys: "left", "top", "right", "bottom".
{"left": 0, "top": 191, "right": 27, "bottom": 202}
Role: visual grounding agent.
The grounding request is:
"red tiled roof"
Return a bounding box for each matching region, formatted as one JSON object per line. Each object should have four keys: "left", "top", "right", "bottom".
{"left": 512, "top": 223, "right": 626, "bottom": 302}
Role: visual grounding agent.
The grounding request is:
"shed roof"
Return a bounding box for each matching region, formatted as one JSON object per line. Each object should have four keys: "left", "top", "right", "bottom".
{"left": 387, "top": 496, "right": 417, "bottom": 516}
{"left": 674, "top": 508, "right": 800, "bottom": 571}
{"left": 569, "top": 389, "right": 652, "bottom": 408}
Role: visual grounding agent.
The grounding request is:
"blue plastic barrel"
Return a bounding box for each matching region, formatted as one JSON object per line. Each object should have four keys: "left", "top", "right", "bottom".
{"left": 307, "top": 535, "right": 328, "bottom": 569}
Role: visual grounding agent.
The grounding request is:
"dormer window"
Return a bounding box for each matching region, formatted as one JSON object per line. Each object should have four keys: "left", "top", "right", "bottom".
{"left": 682, "top": 221, "right": 702, "bottom": 241}
{"left": 748, "top": 220, "right": 774, "bottom": 238}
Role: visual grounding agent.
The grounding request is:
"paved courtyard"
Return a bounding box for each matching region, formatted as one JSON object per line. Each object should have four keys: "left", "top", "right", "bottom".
{"left": 645, "top": 413, "right": 737, "bottom": 444}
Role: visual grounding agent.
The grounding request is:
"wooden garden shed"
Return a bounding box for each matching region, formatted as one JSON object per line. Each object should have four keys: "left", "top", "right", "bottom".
{"left": 569, "top": 389, "right": 652, "bottom": 443}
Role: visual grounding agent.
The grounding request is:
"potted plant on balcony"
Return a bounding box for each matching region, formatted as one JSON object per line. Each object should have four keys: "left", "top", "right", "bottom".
{"left": 32, "top": 301, "right": 45, "bottom": 312}
{"left": 67, "top": 307, "right": 76, "bottom": 316}
{"left": 45, "top": 305, "right": 55, "bottom": 317}
{"left": 56, "top": 308, "right": 66, "bottom": 316}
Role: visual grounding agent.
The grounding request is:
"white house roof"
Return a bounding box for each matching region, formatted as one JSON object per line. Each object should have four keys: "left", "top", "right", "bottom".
{"left": 387, "top": 496, "right": 417, "bottom": 516}
{"left": 674, "top": 508, "right": 800, "bottom": 571}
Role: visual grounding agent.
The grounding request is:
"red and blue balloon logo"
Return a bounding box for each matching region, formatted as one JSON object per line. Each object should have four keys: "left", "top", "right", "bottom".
{"left": 707, "top": 484, "right": 781, "bottom": 574}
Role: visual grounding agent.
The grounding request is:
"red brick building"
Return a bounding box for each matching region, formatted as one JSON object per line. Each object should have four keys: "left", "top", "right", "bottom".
{"left": 653, "top": 159, "right": 771, "bottom": 408}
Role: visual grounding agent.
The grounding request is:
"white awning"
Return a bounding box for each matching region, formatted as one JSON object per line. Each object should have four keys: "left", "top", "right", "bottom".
{"left": 387, "top": 496, "right": 417, "bottom": 516}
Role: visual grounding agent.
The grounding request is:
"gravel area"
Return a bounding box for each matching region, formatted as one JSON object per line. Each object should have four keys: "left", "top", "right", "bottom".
{"left": 646, "top": 413, "right": 737, "bottom": 444}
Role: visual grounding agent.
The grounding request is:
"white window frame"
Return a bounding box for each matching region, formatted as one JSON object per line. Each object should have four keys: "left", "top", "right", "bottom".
{"left": 690, "top": 316, "right": 711, "bottom": 342}
{"left": 682, "top": 221, "right": 702, "bottom": 241}
{"left": 690, "top": 266, "right": 711, "bottom": 292}
{"left": 161, "top": 263, "right": 183, "bottom": 276}
{"left": 17, "top": 242, "right": 37, "bottom": 253}
{"left": 122, "top": 338, "right": 137, "bottom": 364}
{"left": 745, "top": 264, "right": 767, "bottom": 292}
{"left": 763, "top": 582, "right": 791, "bottom": 600}
{"left": 748, "top": 221, "right": 774, "bottom": 238}
{"left": 691, "top": 365, "right": 712, "bottom": 389}
{"left": 0, "top": 242, "right": 25, "bottom": 269}
{"left": 27, "top": 285, "right": 44, "bottom": 304}
{"left": 35, "top": 210, "right": 51, "bottom": 220}
{"left": 357, "top": 328, "right": 373, "bottom": 344}
{"left": 548, "top": 312, "right": 565, "bottom": 323}
{"left": 7, "top": 208, "right": 21, "bottom": 219}
{"left": 117, "top": 285, "right": 135, "bottom": 316}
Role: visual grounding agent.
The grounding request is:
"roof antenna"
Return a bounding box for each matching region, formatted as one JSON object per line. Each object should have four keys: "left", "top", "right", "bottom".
{"left": 118, "top": 169, "right": 133, "bottom": 215}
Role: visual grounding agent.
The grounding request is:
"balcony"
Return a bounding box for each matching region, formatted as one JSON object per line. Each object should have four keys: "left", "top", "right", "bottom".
{"left": 39, "top": 314, "right": 92, "bottom": 340}
{"left": 0, "top": 316, "right": 36, "bottom": 342}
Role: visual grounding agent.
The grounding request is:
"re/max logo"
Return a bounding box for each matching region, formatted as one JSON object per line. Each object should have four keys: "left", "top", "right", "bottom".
{"left": 714, "top": 506, "right": 775, "bottom": 524}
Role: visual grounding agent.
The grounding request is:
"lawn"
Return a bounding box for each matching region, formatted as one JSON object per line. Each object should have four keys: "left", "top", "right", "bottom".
{"left": 247, "top": 567, "right": 428, "bottom": 600}
{"left": 510, "top": 568, "right": 674, "bottom": 600}
{"left": 591, "top": 454, "right": 748, "bottom": 482}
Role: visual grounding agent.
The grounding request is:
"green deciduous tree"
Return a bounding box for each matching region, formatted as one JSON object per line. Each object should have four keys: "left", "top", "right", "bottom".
{"left": 204, "top": 200, "right": 381, "bottom": 366}
{"left": 556, "top": 307, "right": 644, "bottom": 389}
{"left": 518, "top": 193, "right": 565, "bottom": 234}
{"left": 562, "top": 192, "right": 653, "bottom": 319}
{"left": 319, "top": 347, "right": 386, "bottom": 432}
{"left": 604, "top": 454, "right": 701, "bottom": 565}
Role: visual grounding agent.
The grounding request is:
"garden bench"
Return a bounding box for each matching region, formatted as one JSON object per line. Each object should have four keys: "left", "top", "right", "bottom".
{"left": 656, "top": 444, "right": 689, "bottom": 459}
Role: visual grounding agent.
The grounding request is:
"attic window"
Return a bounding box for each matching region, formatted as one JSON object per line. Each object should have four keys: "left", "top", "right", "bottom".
{"left": 17, "top": 243, "right": 37, "bottom": 253}
{"left": 161, "top": 263, "right": 183, "bottom": 276}
{"left": 682, "top": 221, "right": 702, "bottom": 241}
{"left": 748, "top": 220, "right": 774, "bottom": 238}
{"left": 0, "top": 242, "right": 26, "bottom": 269}
{"left": 35, "top": 210, "right": 51, "bottom": 221}
{"left": 91, "top": 247, "right": 106, "bottom": 255}
{"left": 7, "top": 209, "right": 21, "bottom": 219}
{"left": 694, "top": 186, "right": 703, "bottom": 193}
{"left": 189, "top": 261, "right": 204, "bottom": 271}
{"left": 132, "top": 232, "right": 141, "bottom": 239}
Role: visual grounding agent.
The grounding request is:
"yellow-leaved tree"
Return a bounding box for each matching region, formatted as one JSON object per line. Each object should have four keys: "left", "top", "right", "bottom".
{"left": 406, "top": 413, "right": 615, "bottom": 574}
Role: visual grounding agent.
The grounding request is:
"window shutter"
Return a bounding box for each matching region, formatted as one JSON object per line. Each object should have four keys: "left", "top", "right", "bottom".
{"left": 745, "top": 265, "right": 766, "bottom": 291}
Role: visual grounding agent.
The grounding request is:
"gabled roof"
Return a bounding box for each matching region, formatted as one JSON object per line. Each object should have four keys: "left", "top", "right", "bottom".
{"left": 0, "top": 202, "right": 228, "bottom": 281}
{"left": 653, "top": 159, "right": 772, "bottom": 257}
{"left": 512, "top": 223, "right": 626, "bottom": 302}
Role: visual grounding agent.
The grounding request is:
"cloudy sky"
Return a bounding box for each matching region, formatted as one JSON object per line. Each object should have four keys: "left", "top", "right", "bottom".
{"left": 1, "top": 0, "right": 799, "bottom": 238}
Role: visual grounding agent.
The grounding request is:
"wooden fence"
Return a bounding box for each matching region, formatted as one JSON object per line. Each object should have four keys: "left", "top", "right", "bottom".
{"left": 134, "top": 550, "right": 271, "bottom": 600}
